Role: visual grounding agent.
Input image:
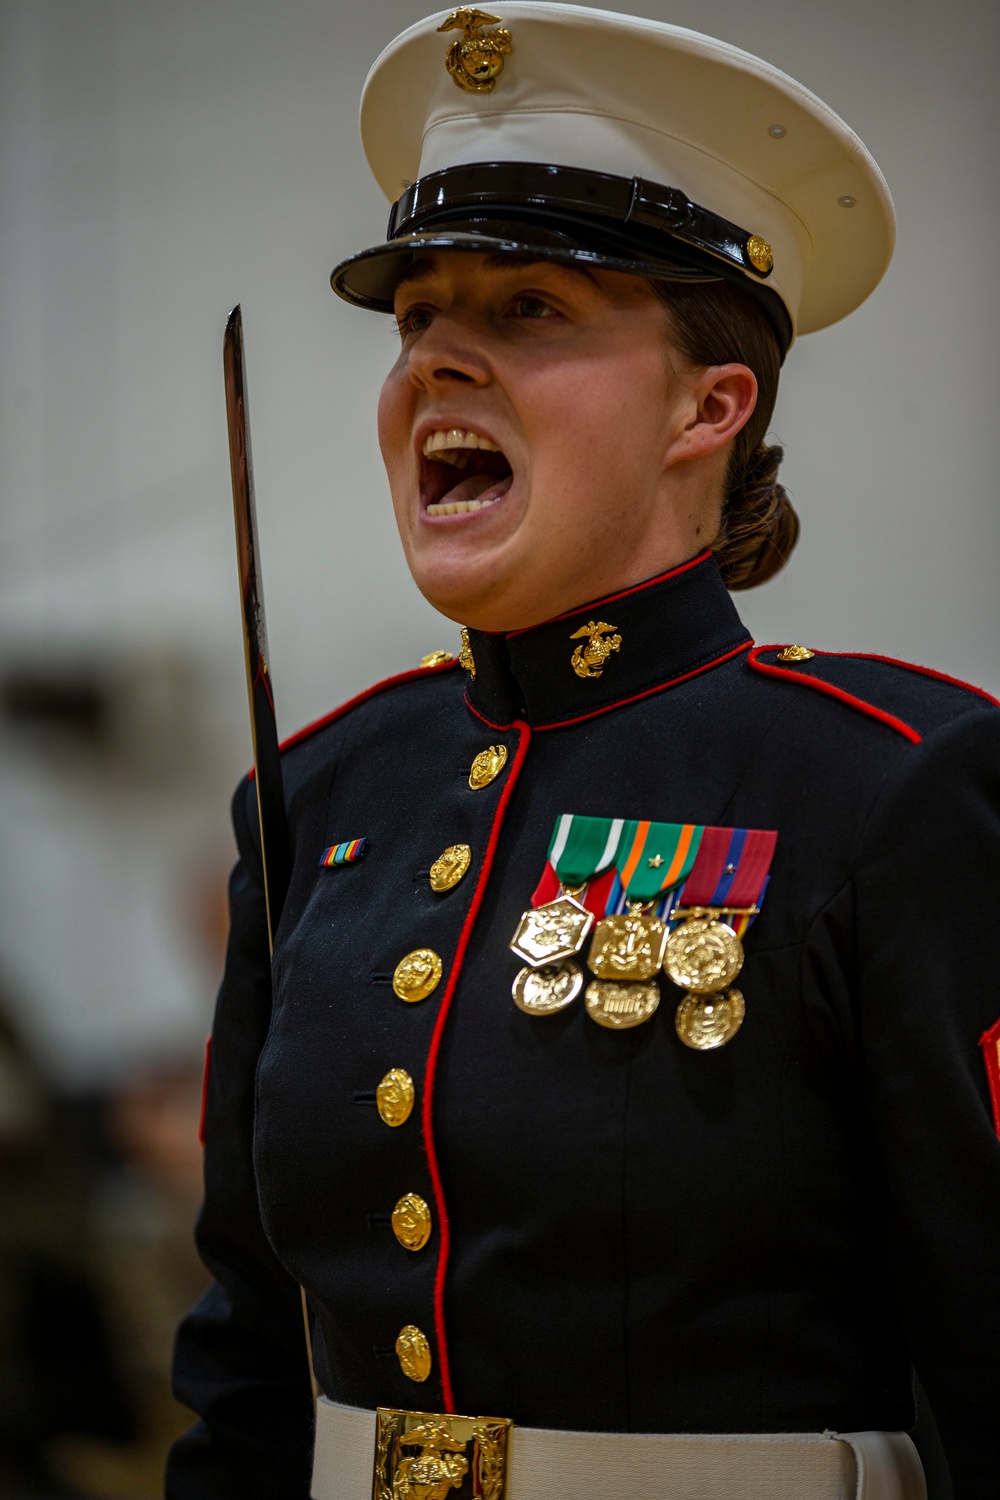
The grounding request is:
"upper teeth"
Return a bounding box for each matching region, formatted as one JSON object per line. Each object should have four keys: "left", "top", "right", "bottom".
{"left": 423, "top": 428, "right": 500, "bottom": 457}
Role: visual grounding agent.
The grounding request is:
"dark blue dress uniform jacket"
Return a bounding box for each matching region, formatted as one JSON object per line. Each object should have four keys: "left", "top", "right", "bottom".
{"left": 168, "top": 554, "right": 1000, "bottom": 1498}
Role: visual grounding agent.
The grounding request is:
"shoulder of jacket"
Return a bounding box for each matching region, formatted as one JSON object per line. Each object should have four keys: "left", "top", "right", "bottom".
{"left": 235, "top": 656, "right": 462, "bottom": 843}
{"left": 747, "top": 643, "right": 999, "bottom": 745}
{"left": 271, "top": 655, "right": 462, "bottom": 767}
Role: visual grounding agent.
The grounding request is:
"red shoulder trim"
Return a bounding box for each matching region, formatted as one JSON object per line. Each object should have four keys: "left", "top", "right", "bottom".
{"left": 816, "top": 651, "right": 999, "bottom": 708}
{"left": 980, "top": 1017, "right": 1000, "bottom": 1139}
{"left": 247, "top": 657, "right": 460, "bottom": 778}
{"left": 747, "top": 645, "right": 922, "bottom": 745}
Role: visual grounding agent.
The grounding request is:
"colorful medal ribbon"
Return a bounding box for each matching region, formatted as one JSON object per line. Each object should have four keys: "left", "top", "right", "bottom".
{"left": 663, "top": 826, "right": 777, "bottom": 1051}
{"left": 671, "top": 826, "right": 776, "bottom": 928}
{"left": 548, "top": 813, "right": 623, "bottom": 889}
{"left": 510, "top": 815, "right": 625, "bottom": 1016}
{"left": 602, "top": 819, "right": 703, "bottom": 912}
{"left": 584, "top": 821, "right": 703, "bottom": 1029}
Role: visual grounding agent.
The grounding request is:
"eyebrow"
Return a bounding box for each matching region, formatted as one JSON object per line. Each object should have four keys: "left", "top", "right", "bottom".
{"left": 393, "top": 251, "right": 600, "bottom": 294}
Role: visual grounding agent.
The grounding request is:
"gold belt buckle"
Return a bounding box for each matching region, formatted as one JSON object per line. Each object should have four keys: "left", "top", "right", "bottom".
{"left": 373, "top": 1406, "right": 512, "bottom": 1499}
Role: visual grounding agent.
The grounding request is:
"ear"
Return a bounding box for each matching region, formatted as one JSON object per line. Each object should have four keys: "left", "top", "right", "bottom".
{"left": 664, "top": 363, "right": 758, "bottom": 467}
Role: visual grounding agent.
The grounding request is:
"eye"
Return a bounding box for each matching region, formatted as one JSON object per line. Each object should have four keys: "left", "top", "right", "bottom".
{"left": 508, "top": 293, "right": 559, "bottom": 320}
{"left": 394, "top": 304, "right": 435, "bottom": 338}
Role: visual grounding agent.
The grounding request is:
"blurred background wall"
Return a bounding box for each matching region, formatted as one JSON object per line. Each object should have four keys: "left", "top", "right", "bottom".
{"left": 0, "top": 0, "right": 996, "bottom": 1491}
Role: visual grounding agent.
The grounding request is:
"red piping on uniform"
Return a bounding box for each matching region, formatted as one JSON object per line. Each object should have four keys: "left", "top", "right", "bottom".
{"left": 504, "top": 551, "right": 712, "bottom": 637}
{"left": 817, "top": 651, "right": 1000, "bottom": 708}
{"left": 247, "top": 658, "right": 460, "bottom": 778}
{"left": 464, "top": 640, "right": 751, "bottom": 733}
{"left": 747, "top": 646, "right": 922, "bottom": 744}
{"left": 421, "top": 720, "right": 532, "bottom": 1411}
{"left": 980, "top": 1018, "right": 1000, "bottom": 1139}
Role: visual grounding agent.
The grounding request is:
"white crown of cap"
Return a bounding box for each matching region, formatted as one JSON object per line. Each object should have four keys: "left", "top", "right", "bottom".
{"left": 360, "top": 3, "right": 895, "bottom": 337}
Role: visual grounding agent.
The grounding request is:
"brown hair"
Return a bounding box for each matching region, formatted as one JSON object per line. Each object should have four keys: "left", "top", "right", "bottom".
{"left": 651, "top": 278, "right": 799, "bottom": 590}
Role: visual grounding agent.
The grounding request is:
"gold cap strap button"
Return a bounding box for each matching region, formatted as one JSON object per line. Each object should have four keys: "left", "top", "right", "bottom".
{"left": 745, "top": 234, "right": 774, "bottom": 274}
{"left": 393, "top": 949, "right": 443, "bottom": 1002}
{"left": 392, "top": 1192, "right": 432, "bottom": 1252}
{"left": 376, "top": 1069, "right": 415, "bottom": 1127}
{"left": 430, "top": 843, "right": 471, "bottom": 892}
{"left": 395, "top": 1324, "right": 432, "bottom": 1382}
{"left": 469, "top": 744, "right": 507, "bottom": 789}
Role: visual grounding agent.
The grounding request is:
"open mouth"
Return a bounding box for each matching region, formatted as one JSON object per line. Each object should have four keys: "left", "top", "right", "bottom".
{"left": 420, "top": 428, "right": 514, "bottom": 516}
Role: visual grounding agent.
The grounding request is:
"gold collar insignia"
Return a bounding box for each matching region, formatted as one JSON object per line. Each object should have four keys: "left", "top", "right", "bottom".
{"left": 570, "top": 620, "right": 622, "bottom": 680}
{"left": 459, "top": 626, "right": 477, "bottom": 678}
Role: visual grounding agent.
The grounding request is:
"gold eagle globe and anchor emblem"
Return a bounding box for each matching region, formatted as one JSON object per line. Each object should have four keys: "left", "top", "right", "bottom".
{"left": 570, "top": 620, "right": 622, "bottom": 680}
{"left": 458, "top": 626, "right": 476, "bottom": 678}
{"left": 391, "top": 1420, "right": 468, "bottom": 1499}
{"left": 437, "top": 9, "right": 513, "bottom": 93}
{"left": 374, "top": 1408, "right": 512, "bottom": 1500}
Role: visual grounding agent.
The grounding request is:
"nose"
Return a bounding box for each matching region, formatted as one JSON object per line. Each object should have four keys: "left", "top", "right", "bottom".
{"left": 406, "top": 312, "right": 491, "bottom": 392}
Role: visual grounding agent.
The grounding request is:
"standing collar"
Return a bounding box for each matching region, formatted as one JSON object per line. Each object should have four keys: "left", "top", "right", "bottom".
{"left": 462, "top": 551, "right": 752, "bottom": 730}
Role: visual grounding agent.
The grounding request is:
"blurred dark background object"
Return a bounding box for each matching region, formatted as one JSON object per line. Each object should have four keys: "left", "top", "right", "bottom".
{"left": 0, "top": 999, "right": 208, "bottom": 1499}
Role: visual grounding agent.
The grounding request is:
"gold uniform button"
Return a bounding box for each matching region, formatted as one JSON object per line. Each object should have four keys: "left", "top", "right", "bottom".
{"left": 777, "top": 644, "right": 816, "bottom": 663}
{"left": 469, "top": 744, "right": 508, "bottom": 790}
{"left": 429, "top": 843, "right": 472, "bottom": 892}
{"left": 395, "top": 1324, "right": 432, "bottom": 1383}
{"left": 420, "top": 649, "right": 453, "bottom": 668}
{"left": 376, "top": 1069, "right": 415, "bottom": 1127}
{"left": 392, "top": 949, "right": 443, "bottom": 1003}
{"left": 391, "top": 1192, "right": 432, "bottom": 1252}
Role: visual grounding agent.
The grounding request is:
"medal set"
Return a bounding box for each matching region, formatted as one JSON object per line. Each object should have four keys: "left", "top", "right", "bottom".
{"left": 509, "top": 816, "right": 776, "bottom": 1049}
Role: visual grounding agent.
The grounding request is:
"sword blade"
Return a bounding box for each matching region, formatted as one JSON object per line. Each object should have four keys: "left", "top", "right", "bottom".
{"left": 223, "top": 305, "right": 292, "bottom": 951}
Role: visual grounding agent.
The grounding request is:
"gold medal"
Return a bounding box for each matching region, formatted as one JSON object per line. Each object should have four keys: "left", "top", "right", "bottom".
{"left": 584, "top": 978, "right": 660, "bottom": 1029}
{"left": 587, "top": 907, "right": 666, "bottom": 982}
{"left": 512, "top": 960, "right": 583, "bottom": 1016}
{"left": 675, "top": 987, "right": 745, "bottom": 1050}
{"left": 509, "top": 891, "right": 593, "bottom": 967}
{"left": 662, "top": 915, "right": 743, "bottom": 994}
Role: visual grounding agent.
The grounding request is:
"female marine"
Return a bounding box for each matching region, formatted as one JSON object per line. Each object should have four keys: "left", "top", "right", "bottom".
{"left": 169, "top": 8, "right": 1000, "bottom": 1498}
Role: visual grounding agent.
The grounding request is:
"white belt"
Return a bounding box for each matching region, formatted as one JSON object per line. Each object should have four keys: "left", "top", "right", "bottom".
{"left": 310, "top": 1396, "right": 926, "bottom": 1500}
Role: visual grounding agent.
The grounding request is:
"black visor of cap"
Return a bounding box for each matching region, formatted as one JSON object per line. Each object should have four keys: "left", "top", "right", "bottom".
{"left": 330, "top": 160, "right": 792, "bottom": 353}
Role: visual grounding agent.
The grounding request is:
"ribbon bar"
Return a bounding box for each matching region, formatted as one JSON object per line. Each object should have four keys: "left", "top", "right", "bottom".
{"left": 679, "top": 827, "right": 777, "bottom": 908}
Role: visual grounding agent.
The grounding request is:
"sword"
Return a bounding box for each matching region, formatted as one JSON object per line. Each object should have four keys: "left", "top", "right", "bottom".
{"left": 222, "top": 304, "right": 317, "bottom": 1402}
{"left": 222, "top": 305, "right": 292, "bottom": 946}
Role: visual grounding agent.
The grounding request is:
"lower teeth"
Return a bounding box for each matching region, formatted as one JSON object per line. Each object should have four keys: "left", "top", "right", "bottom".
{"left": 427, "top": 497, "right": 499, "bottom": 516}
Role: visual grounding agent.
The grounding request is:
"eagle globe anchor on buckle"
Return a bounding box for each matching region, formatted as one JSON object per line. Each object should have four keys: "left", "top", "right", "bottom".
{"left": 373, "top": 1406, "right": 512, "bottom": 1500}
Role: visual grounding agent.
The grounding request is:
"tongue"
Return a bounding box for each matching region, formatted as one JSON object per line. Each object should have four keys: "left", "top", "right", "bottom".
{"left": 442, "top": 471, "right": 512, "bottom": 505}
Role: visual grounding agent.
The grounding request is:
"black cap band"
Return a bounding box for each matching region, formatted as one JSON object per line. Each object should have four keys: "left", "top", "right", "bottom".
{"left": 390, "top": 161, "right": 773, "bottom": 284}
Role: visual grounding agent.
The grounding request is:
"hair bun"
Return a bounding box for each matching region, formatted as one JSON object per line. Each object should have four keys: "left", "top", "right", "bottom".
{"left": 715, "top": 441, "right": 799, "bottom": 591}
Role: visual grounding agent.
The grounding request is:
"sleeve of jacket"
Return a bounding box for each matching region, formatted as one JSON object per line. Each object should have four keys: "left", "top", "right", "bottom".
{"left": 852, "top": 705, "right": 1000, "bottom": 1498}
{"left": 167, "top": 776, "right": 313, "bottom": 1499}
